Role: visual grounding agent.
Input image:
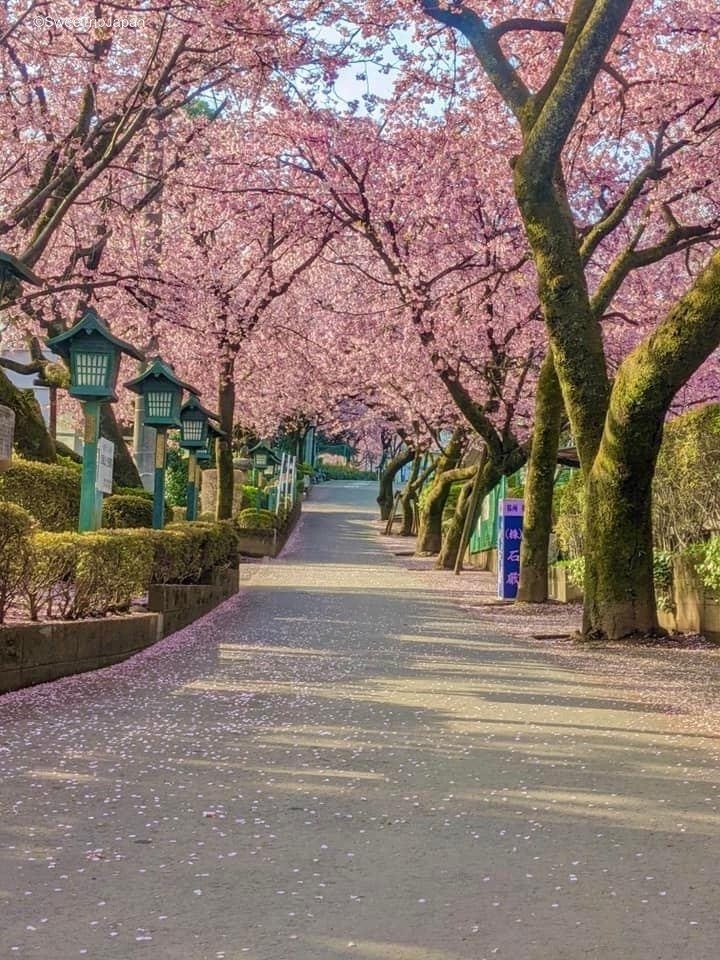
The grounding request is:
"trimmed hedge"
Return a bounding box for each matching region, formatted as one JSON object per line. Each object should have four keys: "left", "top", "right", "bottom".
{"left": 103, "top": 494, "right": 173, "bottom": 528}
{"left": 3, "top": 521, "right": 240, "bottom": 622}
{"left": 0, "top": 460, "right": 80, "bottom": 531}
{"left": 103, "top": 494, "right": 153, "bottom": 528}
{"left": 0, "top": 501, "right": 34, "bottom": 622}
{"left": 26, "top": 530, "right": 154, "bottom": 621}
{"left": 113, "top": 485, "right": 152, "bottom": 500}
{"left": 236, "top": 507, "right": 278, "bottom": 531}
{"left": 318, "top": 464, "right": 376, "bottom": 480}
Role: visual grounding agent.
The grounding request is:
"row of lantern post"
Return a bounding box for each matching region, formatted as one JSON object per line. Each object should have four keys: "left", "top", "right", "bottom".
{"left": 45, "top": 308, "right": 224, "bottom": 532}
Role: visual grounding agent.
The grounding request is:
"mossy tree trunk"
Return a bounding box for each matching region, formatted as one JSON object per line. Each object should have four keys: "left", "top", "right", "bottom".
{"left": 436, "top": 474, "right": 474, "bottom": 570}
{"left": 377, "top": 445, "right": 415, "bottom": 521}
{"left": 216, "top": 355, "right": 235, "bottom": 521}
{"left": 437, "top": 456, "right": 503, "bottom": 571}
{"left": 583, "top": 253, "right": 720, "bottom": 636}
{"left": 0, "top": 367, "right": 56, "bottom": 462}
{"left": 415, "top": 429, "right": 465, "bottom": 555}
{"left": 399, "top": 451, "right": 422, "bottom": 536}
{"left": 517, "top": 353, "right": 564, "bottom": 602}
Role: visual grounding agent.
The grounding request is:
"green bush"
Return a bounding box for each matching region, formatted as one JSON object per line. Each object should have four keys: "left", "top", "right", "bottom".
{"left": 687, "top": 537, "right": 720, "bottom": 596}
{"left": 165, "top": 447, "right": 188, "bottom": 507}
{"left": 235, "top": 507, "right": 278, "bottom": 531}
{"left": 653, "top": 549, "right": 675, "bottom": 612}
{"left": 103, "top": 494, "right": 154, "bottom": 528}
{"left": 0, "top": 460, "right": 80, "bottom": 531}
{"left": 653, "top": 405, "right": 720, "bottom": 551}
{"left": 318, "top": 463, "right": 376, "bottom": 480}
{"left": 146, "top": 522, "right": 239, "bottom": 584}
{"left": 553, "top": 550, "right": 675, "bottom": 607}
{"left": 553, "top": 471, "right": 585, "bottom": 560}
{"left": 103, "top": 494, "right": 172, "bottom": 528}
{"left": 25, "top": 530, "right": 154, "bottom": 620}
{"left": 22, "top": 522, "right": 239, "bottom": 619}
{"left": 0, "top": 501, "right": 34, "bottom": 623}
{"left": 240, "top": 484, "right": 262, "bottom": 509}
{"left": 113, "top": 485, "right": 152, "bottom": 500}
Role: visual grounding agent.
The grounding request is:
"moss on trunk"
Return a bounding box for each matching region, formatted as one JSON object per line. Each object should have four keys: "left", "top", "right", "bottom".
{"left": 399, "top": 452, "right": 422, "bottom": 536}
{"left": 377, "top": 446, "right": 414, "bottom": 521}
{"left": 415, "top": 430, "right": 465, "bottom": 555}
{"left": 0, "top": 368, "right": 56, "bottom": 462}
{"left": 436, "top": 478, "right": 473, "bottom": 570}
{"left": 583, "top": 251, "right": 720, "bottom": 638}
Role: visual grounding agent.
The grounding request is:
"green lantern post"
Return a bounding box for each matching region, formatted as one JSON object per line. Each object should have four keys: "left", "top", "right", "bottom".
{"left": 125, "top": 359, "right": 197, "bottom": 529}
{"left": 46, "top": 309, "right": 144, "bottom": 532}
{"left": 179, "top": 395, "right": 221, "bottom": 521}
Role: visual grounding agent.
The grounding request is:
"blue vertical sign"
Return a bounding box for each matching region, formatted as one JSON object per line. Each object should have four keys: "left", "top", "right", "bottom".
{"left": 497, "top": 498, "right": 524, "bottom": 599}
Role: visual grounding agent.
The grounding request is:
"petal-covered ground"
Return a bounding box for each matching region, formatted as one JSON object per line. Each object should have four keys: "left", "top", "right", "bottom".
{"left": 1, "top": 482, "right": 720, "bottom": 959}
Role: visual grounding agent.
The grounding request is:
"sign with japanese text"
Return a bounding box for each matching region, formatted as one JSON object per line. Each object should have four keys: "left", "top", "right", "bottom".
{"left": 497, "top": 498, "right": 524, "bottom": 600}
{"left": 96, "top": 437, "right": 115, "bottom": 494}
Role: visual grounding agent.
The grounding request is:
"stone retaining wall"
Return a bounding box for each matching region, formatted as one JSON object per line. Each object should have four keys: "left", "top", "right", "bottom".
{"left": 148, "top": 567, "right": 239, "bottom": 637}
{"left": 657, "top": 556, "right": 720, "bottom": 641}
{"left": 237, "top": 500, "right": 302, "bottom": 558}
{"left": 1, "top": 565, "right": 241, "bottom": 695}
{"left": 1, "top": 613, "right": 162, "bottom": 694}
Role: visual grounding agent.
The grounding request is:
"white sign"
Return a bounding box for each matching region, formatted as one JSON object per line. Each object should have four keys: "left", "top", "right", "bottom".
{"left": 0, "top": 405, "right": 15, "bottom": 468}
{"left": 96, "top": 437, "right": 114, "bottom": 494}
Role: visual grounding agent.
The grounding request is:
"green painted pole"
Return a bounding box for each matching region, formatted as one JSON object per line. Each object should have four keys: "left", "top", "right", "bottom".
{"left": 186, "top": 451, "right": 198, "bottom": 521}
{"left": 79, "top": 399, "right": 101, "bottom": 532}
{"left": 153, "top": 429, "right": 167, "bottom": 529}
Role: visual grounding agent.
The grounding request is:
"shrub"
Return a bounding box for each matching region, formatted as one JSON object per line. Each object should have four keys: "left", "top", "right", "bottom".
{"left": 164, "top": 447, "right": 188, "bottom": 507}
{"left": 25, "top": 530, "right": 154, "bottom": 620}
{"left": 687, "top": 537, "right": 720, "bottom": 596}
{"left": 318, "top": 463, "right": 376, "bottom": 480}
{"left": 240, "top": 484, "right": 262, "bottom": 509}
{"left": 653, "top": 405, "right": 720, "bottom": 551}
{"left": 103, "top": 494, "right": 172, "bottom": 528}
{"left": 147, "top": 522, "right": 239, "bottom": 584}
{"left": 235, "top": 507, "right": 277, "bottom": 531}
{"left": 113, "top": 485, "right": 152, "bottom": 500}
{"left": 22, "top": 522, "right": 238, "bottom": 619}
{"left": 0, "top": 460, "right": 80, "bottom": 531}
{"left": 0, "top": 501, "right": 34, "bottom": 623}
{"left": 653, "top": 549, "right": 675, "bottom": 612}
{"left": 553, "top": 471, "right": 585, "bottom": 560}
{"left": 103, "top": 494, "right": 154, "bottom": 528}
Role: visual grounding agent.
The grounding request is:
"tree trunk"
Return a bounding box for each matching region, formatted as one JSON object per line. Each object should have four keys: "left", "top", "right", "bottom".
{"left": 436, "top": 477, "right": 473, "bottom": 569}
{"left": 583, "top": 443, "right": 659, "bottom": 639}
{"left": 216, "top": 358, "right": 235, "bottom": 520}
{"left": 399, "top": 452, "right": 422, "bottom": 536}
{"left": 517, "top": 353, "right": 564, "bottom": 602}
{"left": 438, "top": 453, "right": 500, "bottom": 571}
{"left": 416, "top": 481, "right": 449, "bottom": 555}
{"left": 583, "top": 251, "right": 720, "bottom": 638}
{"left": 0, "top": 367, "right": 56, "bottom": 462}
{"left": 415, "top": 430, "right": 465, "bottom": 555}
{"left": 377, "top": 446, "right": 414, "bottom": 521}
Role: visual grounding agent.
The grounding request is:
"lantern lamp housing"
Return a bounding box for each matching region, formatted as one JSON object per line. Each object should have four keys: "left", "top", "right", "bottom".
{"left": 250, "top": 442, "right": 280, "bottom": 474}
{"left": 179, "top": 395, "right": 219, "bottom": 449}
{"left": 46, "top": 308, "right": 144, "bottom": 402}
{"left": 125, "top": 357, "right": 197, "bottom": 428}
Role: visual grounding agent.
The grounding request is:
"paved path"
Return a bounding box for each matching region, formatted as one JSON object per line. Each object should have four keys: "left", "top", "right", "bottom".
{"left": 1, "top": 482, "right": 720, "bottom": 960}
